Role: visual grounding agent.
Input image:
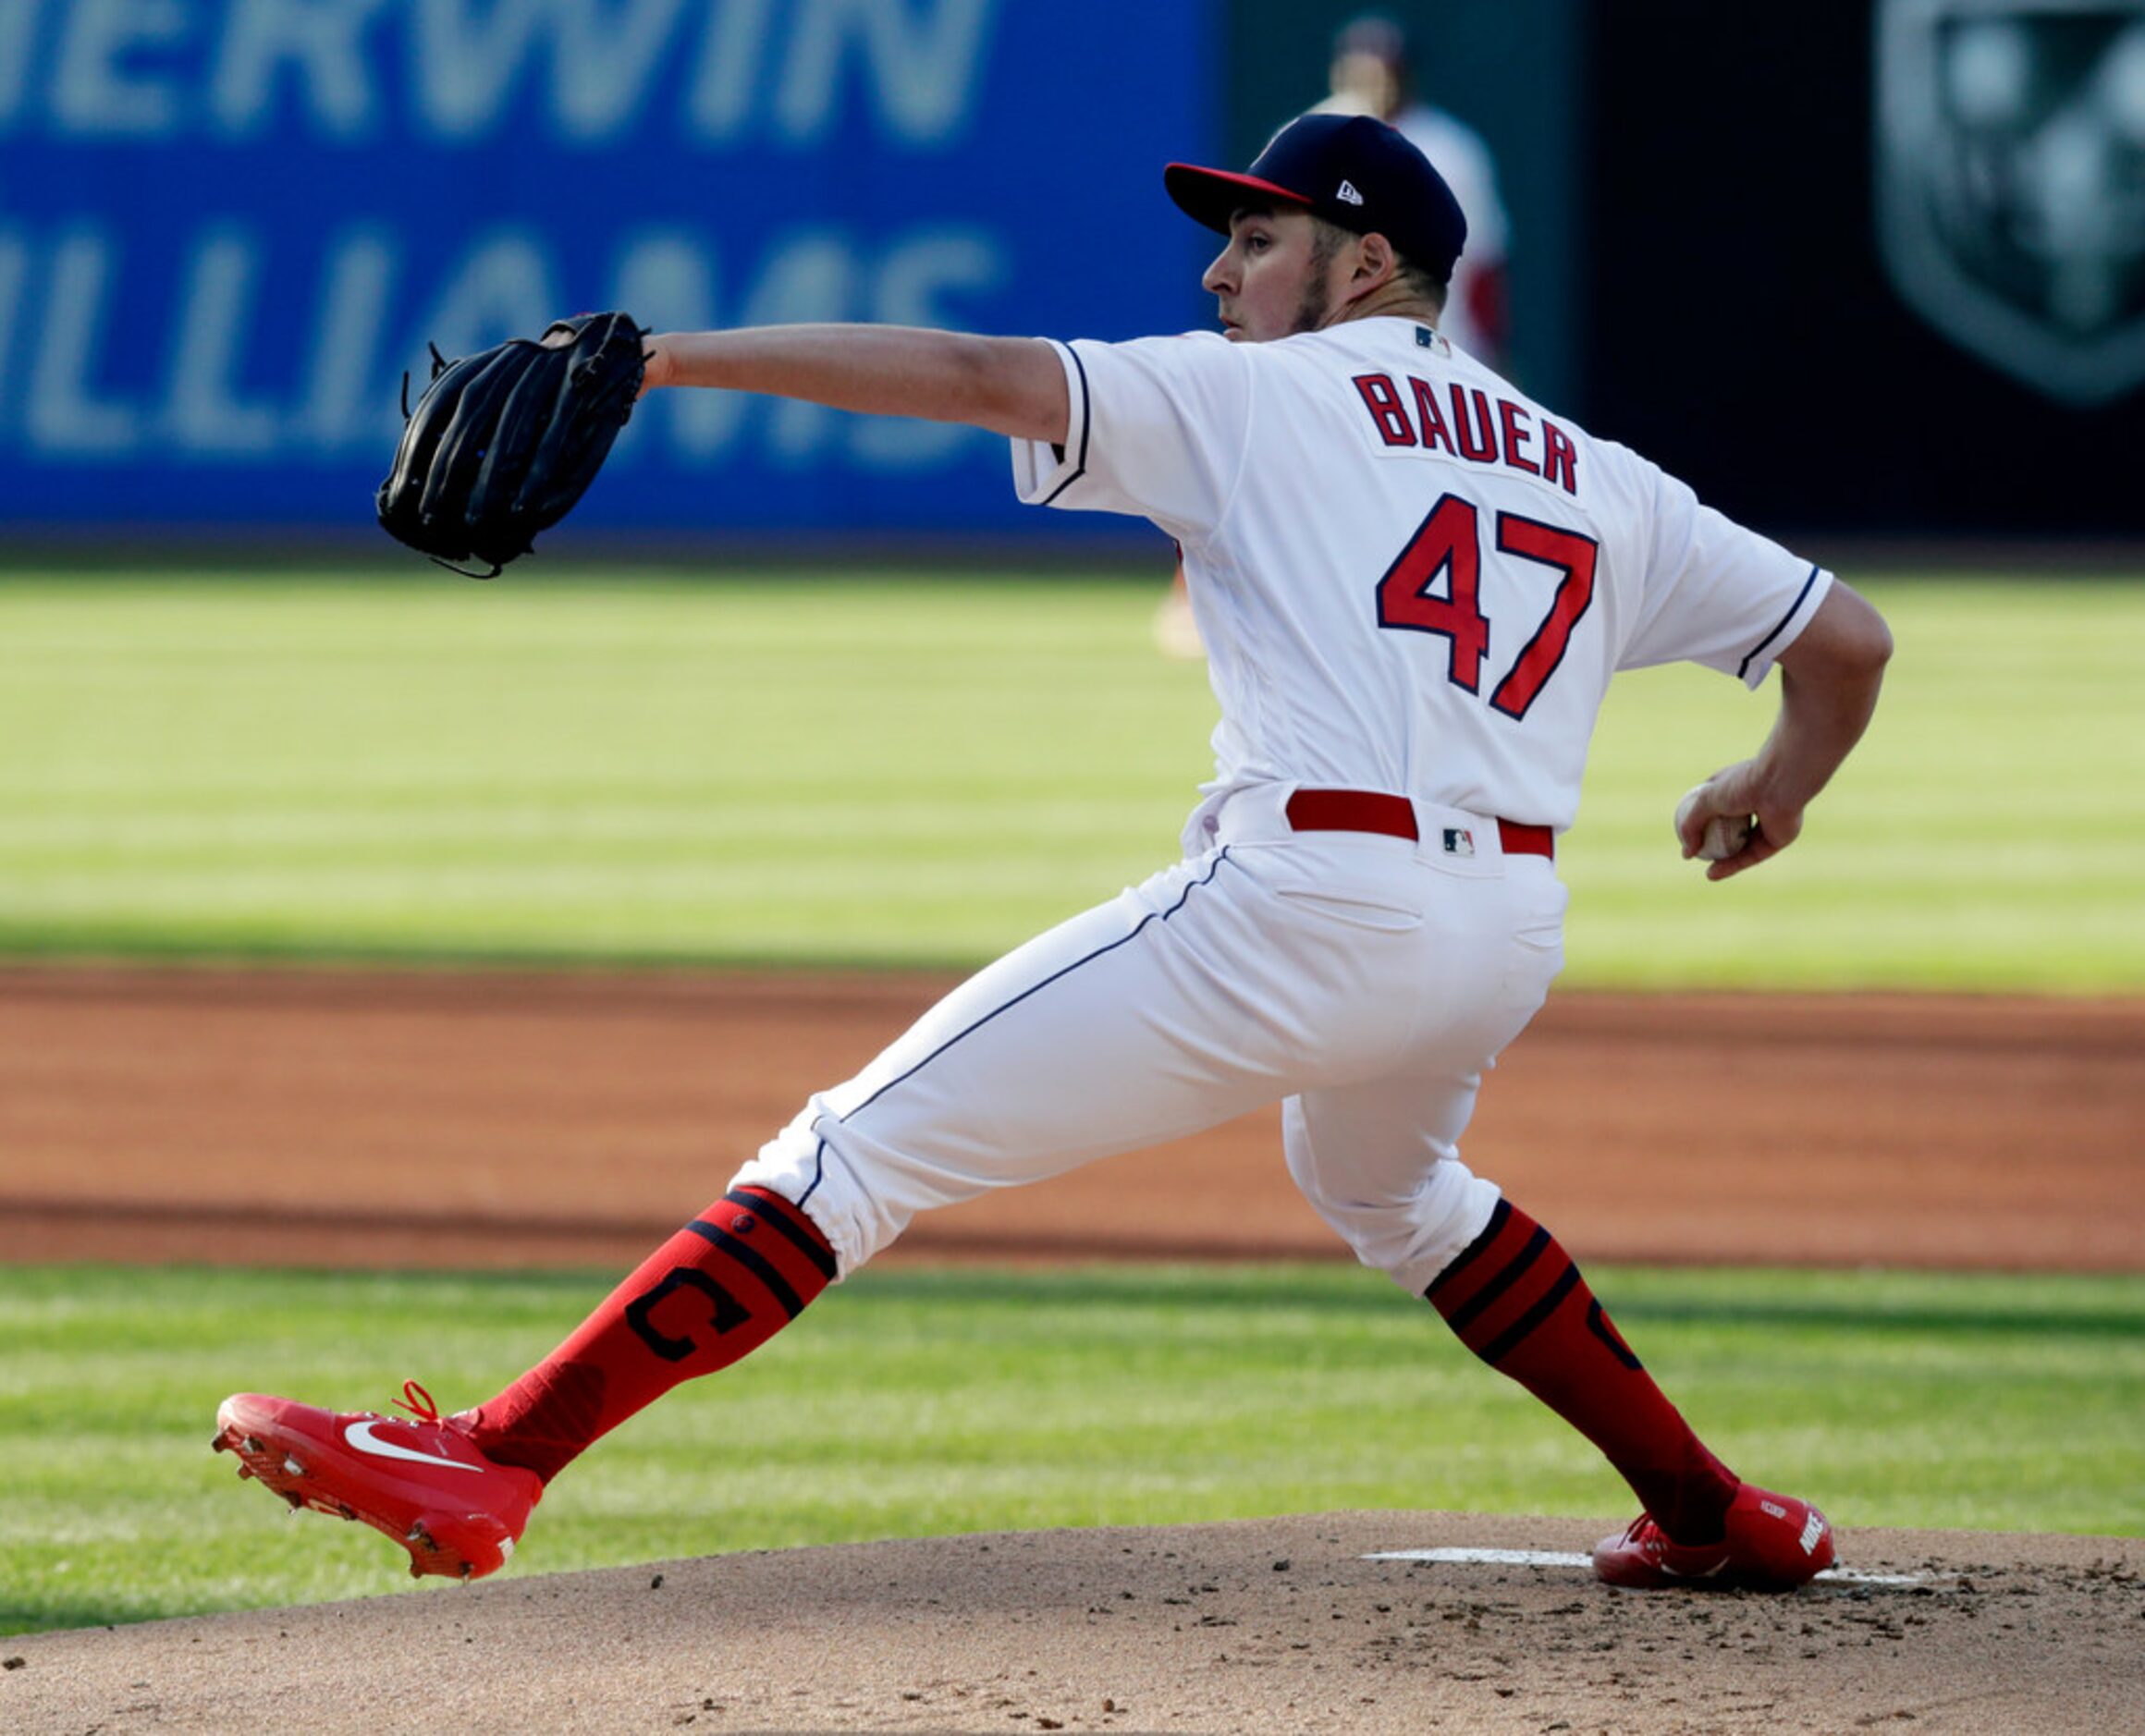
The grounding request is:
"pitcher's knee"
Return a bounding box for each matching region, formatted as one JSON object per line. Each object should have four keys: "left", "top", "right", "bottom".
{"left": 730, "top": 1094, "right": 994, "bottom": 1279}
{"left": 1305, "top": 1167, "right": 1503, "bottom": 1298}
{"left": 729, "top": 1100, "right": 892, "bottom": 1280}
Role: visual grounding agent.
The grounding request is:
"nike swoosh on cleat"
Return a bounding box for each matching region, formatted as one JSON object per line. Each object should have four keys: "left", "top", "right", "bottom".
{"left": 344, "top": 1419, "right": 484, "bottom": 1472}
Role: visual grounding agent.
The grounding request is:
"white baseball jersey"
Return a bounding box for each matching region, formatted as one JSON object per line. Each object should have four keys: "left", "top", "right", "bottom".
{"left": 1012, "top": 318, "right": 1831, "bottom": 848}
{"left": 738, "top": 313, "right": 1830, "bottom": 1295}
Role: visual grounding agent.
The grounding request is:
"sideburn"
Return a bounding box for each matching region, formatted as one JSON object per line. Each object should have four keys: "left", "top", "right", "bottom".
{"left": 1293, "top": 222, "right": 1347, "bottom": 335}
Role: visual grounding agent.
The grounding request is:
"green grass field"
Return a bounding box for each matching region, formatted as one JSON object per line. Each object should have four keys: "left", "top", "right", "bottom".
{"left": 1, "top": 567, "right": 2139, "bottom": 987}
{"left": 5, "top": 1260, "right": 2141, "bottom": 1635}
{"left": 2, "top": 566, "right": 2139, "bottom": 1638}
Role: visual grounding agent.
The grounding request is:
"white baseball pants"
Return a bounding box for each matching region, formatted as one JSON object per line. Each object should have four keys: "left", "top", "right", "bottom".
{"left": 731, "top": 786, "right": 1568, "bottom": 1297}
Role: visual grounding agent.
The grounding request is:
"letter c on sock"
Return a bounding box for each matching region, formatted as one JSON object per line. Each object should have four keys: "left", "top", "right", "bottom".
{"left": 624, "top": 1266, "right": 753, "bottom": 1362}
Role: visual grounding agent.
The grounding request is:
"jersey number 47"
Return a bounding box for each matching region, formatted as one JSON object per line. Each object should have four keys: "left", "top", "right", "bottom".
{"left": 1375, "top": 492, "right": 1598, "bottom": 721}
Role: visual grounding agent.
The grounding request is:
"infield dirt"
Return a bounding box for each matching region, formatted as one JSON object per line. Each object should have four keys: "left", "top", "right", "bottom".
{"left": 2, "top": 967, "right": 2140, "bottom": 1733}
{"left": 5, "top": 1513, "right": 2141, "bottom": 1734}
{"left": 1, "top": 967, "right": 2139, "bottom": 1271}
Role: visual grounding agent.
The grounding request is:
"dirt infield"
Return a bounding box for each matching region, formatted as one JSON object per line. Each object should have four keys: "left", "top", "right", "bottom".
{"left": 6, "top": 1514, "right": 2141, "bottom": 1734}
{"left": 1, "top": 966, "right": 2139, "bottom": 1271}
{"left": 4, "top": 966, "right": 2141, "bottom": 1732}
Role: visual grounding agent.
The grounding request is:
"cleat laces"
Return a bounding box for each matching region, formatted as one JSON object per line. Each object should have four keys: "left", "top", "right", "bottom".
{"left": 390, "top": 1379, "right": 443, "bottom": 1425}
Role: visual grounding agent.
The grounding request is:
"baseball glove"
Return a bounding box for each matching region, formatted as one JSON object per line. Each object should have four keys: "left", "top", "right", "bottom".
{"left": 376, "top": 312, "right": 648, "bottom": 577}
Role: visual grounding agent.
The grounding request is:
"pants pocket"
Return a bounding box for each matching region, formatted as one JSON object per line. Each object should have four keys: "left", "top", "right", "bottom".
{"left": 1273, "top": 886, "right": 1424, "bottom": 934}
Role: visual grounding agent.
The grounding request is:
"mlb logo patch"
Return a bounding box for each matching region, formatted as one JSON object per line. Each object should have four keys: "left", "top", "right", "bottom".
{"left": 1441, "top": 826, "right": 1476, "bottom": 857}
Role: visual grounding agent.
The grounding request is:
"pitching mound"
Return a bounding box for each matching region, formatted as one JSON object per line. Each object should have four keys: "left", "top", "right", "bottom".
{"left": 6, "top": 1513, "right": 2139, "bottom": 1734}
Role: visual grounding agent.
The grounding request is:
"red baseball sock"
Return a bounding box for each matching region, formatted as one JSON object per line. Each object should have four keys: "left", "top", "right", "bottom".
{"left": 1427, "top": 1198, "right": 1737, "bottom": 1544}
{"left": 464, "top": 1185, "right": 836, "bottom": 1483}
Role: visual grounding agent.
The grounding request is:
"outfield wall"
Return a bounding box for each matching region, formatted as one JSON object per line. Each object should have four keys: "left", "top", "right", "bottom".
{"left": 0, "top": 0, "right": 1216, "bottom": 541}
{"left": 4, "top": 0, "right": 2140, "bottom": 546}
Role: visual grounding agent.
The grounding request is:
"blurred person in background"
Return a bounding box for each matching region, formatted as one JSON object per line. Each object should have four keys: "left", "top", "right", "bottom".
{"left": 1158, "top": 9, "right": 1514, "bottom": 659}
{"left": 1318, "top": 11, "right": 1512, "bottom": 369}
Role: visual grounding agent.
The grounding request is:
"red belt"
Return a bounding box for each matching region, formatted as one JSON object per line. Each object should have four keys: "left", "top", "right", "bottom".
{"left": 1283, "top": 789, "right": 1553, "bottom": 859}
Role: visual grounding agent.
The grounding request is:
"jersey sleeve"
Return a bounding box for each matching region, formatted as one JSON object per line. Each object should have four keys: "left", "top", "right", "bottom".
{"left": 1010, "top": 334, "right": 1253, "bottom": 540}
{"left": 1615, "top": 459, "right": 1834, "bottom": 689}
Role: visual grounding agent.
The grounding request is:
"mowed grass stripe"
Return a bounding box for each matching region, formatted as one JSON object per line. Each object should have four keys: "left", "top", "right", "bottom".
{"left": 2, "top": 1260, "right": 2140, "bottom": 1633}
{"left": 2, "top": 569, "right": 2140, "bottom": 987}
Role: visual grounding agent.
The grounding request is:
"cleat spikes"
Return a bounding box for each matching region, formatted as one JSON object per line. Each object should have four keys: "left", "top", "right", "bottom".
{"left": 212, "top": 1388, "right": 540, "bottom": 1582}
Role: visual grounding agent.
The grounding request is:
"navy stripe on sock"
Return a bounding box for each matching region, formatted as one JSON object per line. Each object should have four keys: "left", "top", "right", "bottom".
{"left": 1587, "top": 1298, "right": 1644, "bottom": 1371}
{"left": 683, "top": 1218, "right": 805, "bottom": 1319}
{"left": 1442, "top": 1223, "right": 1551, "bottom": 1336}
{"left": 727, "top": 1188, "right": 837, "bottom": 1282}
{"left": 1477, "top": 1261, "right": 1582, "bottom": 1365}
{"left": 1423, "top": 1199, "right": 1514, "bottom": 1302}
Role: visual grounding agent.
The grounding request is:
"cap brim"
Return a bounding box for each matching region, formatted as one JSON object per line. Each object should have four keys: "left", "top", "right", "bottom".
{"left": 1164, "top": 163, "right": 1314, "bottom": 236}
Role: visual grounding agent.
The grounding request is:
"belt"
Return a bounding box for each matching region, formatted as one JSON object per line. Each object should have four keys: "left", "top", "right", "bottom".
{"left": 1283, "top": 789, "right": 1553, "bottom": 859}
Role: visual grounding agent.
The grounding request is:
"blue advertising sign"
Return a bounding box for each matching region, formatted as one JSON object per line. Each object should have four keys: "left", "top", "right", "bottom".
{"left": 1, "top": 0, "right": 1218, "bottom": 538}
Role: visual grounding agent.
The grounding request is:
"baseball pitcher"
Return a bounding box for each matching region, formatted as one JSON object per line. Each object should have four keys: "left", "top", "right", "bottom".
{"left": 219, "top": 114, "right": 1891, "bottom": 1594}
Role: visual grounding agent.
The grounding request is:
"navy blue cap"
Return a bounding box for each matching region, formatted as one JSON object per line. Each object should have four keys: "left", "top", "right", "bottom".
{"left": 1165, "top": 112, "right": 1466, "bottom": 284}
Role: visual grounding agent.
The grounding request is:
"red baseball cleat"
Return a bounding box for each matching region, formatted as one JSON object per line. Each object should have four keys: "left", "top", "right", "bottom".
{"left": 214, "top": 1381, "right": 542, "bottom": 1581}
{"left": 1593, "top": 1483, "right": 1835, "bottom": 1591}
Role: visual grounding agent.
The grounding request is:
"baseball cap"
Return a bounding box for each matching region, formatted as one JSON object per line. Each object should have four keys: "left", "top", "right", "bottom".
{"left": 1164, "top": 112, "right": 1466, "bottom": 284}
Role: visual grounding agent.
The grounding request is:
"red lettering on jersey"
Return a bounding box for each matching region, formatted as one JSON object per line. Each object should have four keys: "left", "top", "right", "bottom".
{"left": 1409, "top": 375, "right": 1457, "bottom": 455}
{"left": 1375, "top": 493, "right": 1488, "bottom": 691}
{"left": 1354, "top": 373, "right": 1416, "bottom": 446}
{"left": 1489, "top": 514, "right": 1600, "bottom": 717}
{"left": 1499, "top": 400, "right": 1539, "bottom": 476}
{"left": 1449, "top": 385, "right": 1498, "bottom": 461}
{"left": 1540, "top": 421, "right": 1579, "bottom": 495}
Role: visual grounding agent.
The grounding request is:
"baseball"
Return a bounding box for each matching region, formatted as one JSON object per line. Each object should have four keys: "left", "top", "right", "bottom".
{"left": 1674, "top": 785, "right": 1753, "bottom": 862}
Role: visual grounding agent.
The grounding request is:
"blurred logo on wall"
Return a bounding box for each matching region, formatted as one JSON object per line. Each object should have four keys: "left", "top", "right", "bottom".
{"left": 1876, "top": 0, "right": 2145, "bottom": 406}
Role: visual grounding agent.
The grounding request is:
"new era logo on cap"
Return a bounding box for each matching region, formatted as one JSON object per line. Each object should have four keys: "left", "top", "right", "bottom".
{"left": 1337, "top": 179, "right": 1365, "bottom": 205}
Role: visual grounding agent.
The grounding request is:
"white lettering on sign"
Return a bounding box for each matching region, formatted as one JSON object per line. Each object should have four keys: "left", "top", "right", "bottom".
{"left": 766, "top": 0, "right": 998, "bottom": 145}
{"left": 296, "top": 228, "right": 399, "bottom": 451}
{"left": 405, "top": 231, "right": 564, "bottom": 364}
{"left": 53, "top": 0, "right": 192, "bottom": 137}
{"left": 0, "top": 230, "right": 27, "bottom": 392}
{"left": 167, "top": 229, "right": 281, "bottom": 453}
{"left": 0, "top": 0, "right": 44, "bottom": 128}
{"left": 212, "top": 0, "right": 392, "bottom": 141}
{"left": 683, "top": 0, "right": 774, "bottom": 143}
{"left": 29, "top": 228, "right": 141, "bottom": 454}
{"left": 0, "top": 218, "right": 1004, "bottom": 474}
{"left": 608, "top": 230, "right": 746, "bottom": 459}
{"left": 410, "top": 0, "right": 693, "bottom": 143}
{"left": 12, "top": 0, "right": 1003, "bottom": 144}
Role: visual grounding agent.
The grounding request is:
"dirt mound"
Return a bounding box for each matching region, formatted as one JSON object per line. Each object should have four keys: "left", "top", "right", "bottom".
{"left": 6, "top": 1513, "right": 2139, "bottom": 1734}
